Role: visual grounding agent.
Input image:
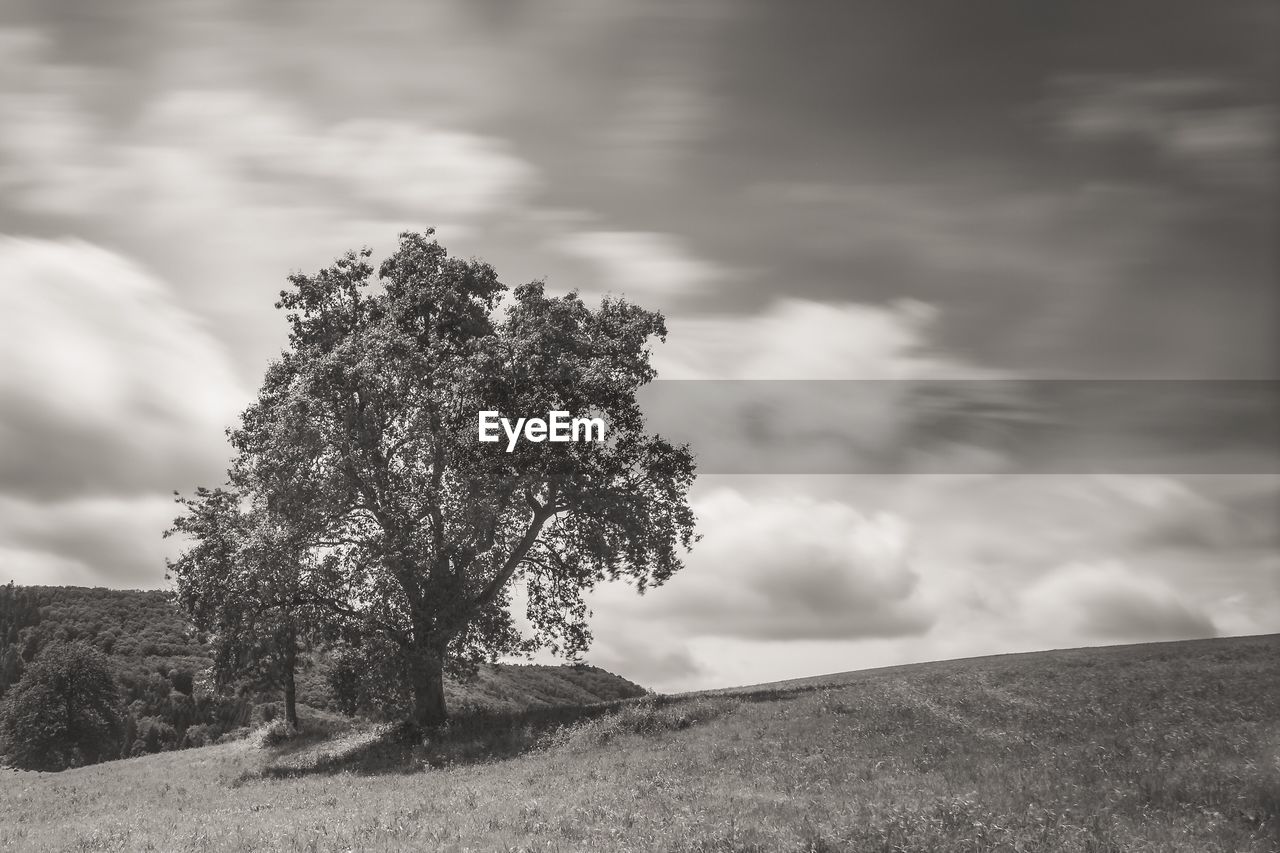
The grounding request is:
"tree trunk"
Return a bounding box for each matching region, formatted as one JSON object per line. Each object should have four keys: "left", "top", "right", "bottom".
{"left": 283, "top": 638, "right": 298, "bottom": 729}
{"left": 407, "top": 645, "right": 448, "bottom": 732}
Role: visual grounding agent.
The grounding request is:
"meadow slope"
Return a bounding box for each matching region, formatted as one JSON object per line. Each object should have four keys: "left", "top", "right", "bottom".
{"left": 2, "top": 634, "right": 1277, "bottom": 852}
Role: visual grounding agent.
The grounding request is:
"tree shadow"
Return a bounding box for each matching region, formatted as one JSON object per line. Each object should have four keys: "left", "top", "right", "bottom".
{"left": 248, "top": 697, "right": 638, "bottom": 781}
{"left": 243, "top": 693, "right": 736, "bottom": 782}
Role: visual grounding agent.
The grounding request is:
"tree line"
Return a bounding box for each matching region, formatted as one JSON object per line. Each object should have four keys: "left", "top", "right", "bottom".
{"left": 0, "top": 585, "right": 253, "bottom": 770}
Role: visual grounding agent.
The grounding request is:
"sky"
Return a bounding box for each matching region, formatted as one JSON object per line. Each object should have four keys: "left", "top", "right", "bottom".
{"left": 1, "top": 0, "right": 1277, "bottom": 691}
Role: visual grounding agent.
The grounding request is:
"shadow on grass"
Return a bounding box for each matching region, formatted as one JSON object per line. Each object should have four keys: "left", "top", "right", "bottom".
{"left": 247, "top": 693, "right": 735, "bottom": 782}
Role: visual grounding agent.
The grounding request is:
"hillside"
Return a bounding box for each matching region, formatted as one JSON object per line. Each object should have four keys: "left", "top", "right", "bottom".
{"left": 0, "top": 584, "right": 646, "bottom": 761}
{"left": 2, "top": 633, "right": 1276, "bottom": 852}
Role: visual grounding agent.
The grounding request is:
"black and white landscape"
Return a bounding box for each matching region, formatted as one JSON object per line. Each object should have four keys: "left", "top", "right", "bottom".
{"left": 1, "top": 2, "right": 1277, "bottom": 851}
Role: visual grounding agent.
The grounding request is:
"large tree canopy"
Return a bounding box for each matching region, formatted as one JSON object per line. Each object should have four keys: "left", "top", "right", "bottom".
{"left": 172, "top": 230, "right": 697, "bottom": 730}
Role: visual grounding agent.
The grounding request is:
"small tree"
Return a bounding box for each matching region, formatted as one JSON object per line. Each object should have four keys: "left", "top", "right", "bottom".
{"left": 179, "top": 229, "right": 698, "bottom": 733}
{"left": 167, "top": 487, "right": 319, "bottom": 728}
{"left": 0, "top": 641, "right": 124, "bottom": 771}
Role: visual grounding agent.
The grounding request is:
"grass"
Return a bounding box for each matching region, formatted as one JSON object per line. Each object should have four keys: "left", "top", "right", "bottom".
{"left": 2, "top": 634, "right": 1277, "bottom": 852}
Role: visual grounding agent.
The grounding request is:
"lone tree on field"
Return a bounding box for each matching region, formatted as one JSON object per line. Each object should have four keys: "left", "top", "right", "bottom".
{"left": 0, "top": 641, "right": 123, "bottom": 771}
{"left": 171, "top": 230, "right": 697, "bottom": 732}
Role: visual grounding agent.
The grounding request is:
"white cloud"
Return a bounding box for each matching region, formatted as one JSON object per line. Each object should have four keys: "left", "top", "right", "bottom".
{"left": 564, "top": 472, "right": 1275, "bottom": 691}
{"left": 137, "top": 89, "right": 538, "bottom": 219}
{"left": 654, "top": 297, "right": 987, "bottom": 380}
{"left": 0, "top": 48, "right": 541, "bottom": 322}
{"left": 0, "top": 237, "right": 246, "bottom": 501}
{"left": 623, "top": 488, "right": 933, "bottom": 641}
{"left": 0, "top": 72, "right": 541, "bottom": 374}
{"left": 553, "top": 230, "right": 724, "bottom": 299}
{"left": 0, "top": 50, "right": 538, "bottom": 224}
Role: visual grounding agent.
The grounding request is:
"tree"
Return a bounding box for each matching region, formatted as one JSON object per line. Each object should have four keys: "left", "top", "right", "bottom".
{"left": 167, "top": 487, "right": 318, "bottom": 729}
{"left": 0, "top": 641, "right": 124, "bottom": 771}
{"left": 186, "top": 229, "right": 698, "bottom": 732}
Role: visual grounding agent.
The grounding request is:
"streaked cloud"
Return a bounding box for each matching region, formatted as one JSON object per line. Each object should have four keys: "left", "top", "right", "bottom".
{"left": 0, "top": 237, "right": 245, "bottom": 501}
{"left": 138, "top": 89, "right": 538, "bottom": 219}
{"left": 0, "top": 2, "right": 1275, "bottom": 691}
{"left": 1044, "top": 73, "right": 1278, "bottom": 186}
{"left": 654, "top": 297, "right": 973, "bottom": 380}
{"left": 0, "top": 494, "right": 178, "bottom": 587}
{"left": 553, "top": 231, "right": 725, "bottom": 300}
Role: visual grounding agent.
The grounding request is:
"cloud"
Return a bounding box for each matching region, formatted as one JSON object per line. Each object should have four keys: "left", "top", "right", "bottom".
{"left": 0, "top": 494, "right": 178, "bottom": 586}
{"left": 603, "top": 81, "right": 714, "bottom": 177}
{"left": 655, "top": 297, "right": 984, "bottom": 380}
{"left": 572, "top": 473, "right": 1273, "bottom": 690}
{"left": 583, "top": 632, "right": 704, "bottom": 688}
{"left": 0, "top": 237, "right": 246, "bottom": 501}
{"left": 1128, "top": 476, "right": 1280, "bottom": 553}
{"left": 1021, "top": 559, "right": 1217, "bottom": 643}
{"left": 744, "top": 181, "right": 1155, "bottom": 293}
{"left": 137, "top": 89, "right": 538, "bottom": 220}
{"left": 0, "top": 90, "right": 125, "bottom": 216}
{"left": 638, "top": 488, "right": 934, "bottom": 641}
{"left": 0, "top": 29, "right": 123, "bottom": 216}
{"left": 0, "top": 28, "right": 539, "bottom": 224}
{"left": 552, "top": 230, "right": 724, "bottom": 299}
{"left": 592, "top": 3, "right": 726, "bottom": 182}
{"left": 636, "top": 299, "right": 1022, "bottom": 475}
{"left": 1044, "top": 73, "right": 1278, "bottom": 186}
{"left": 0, "top": 65, "right": 542, "bottom": 374}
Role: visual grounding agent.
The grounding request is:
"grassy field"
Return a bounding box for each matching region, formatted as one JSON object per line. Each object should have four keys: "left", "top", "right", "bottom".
{"left": 2, "top": 634, "right": 1277, "bottom": 852}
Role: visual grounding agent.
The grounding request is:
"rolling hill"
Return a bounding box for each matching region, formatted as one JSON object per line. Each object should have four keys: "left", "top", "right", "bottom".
{"left": 2, "top": 632, "right": 1276, "bottom": 851}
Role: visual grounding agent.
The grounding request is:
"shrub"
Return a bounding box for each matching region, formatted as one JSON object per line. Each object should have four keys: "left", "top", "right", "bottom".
{"left": 261, "top": 718, "right": 298, "bottom": 747}
{"left": 136, "top": 716, "right": 178, "bottom": 754}
{"left": 551, "top": 696, "right": 734, "bottom": 752}
{"left": 181, "top": 723, "right": 215, "bottom": 749}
